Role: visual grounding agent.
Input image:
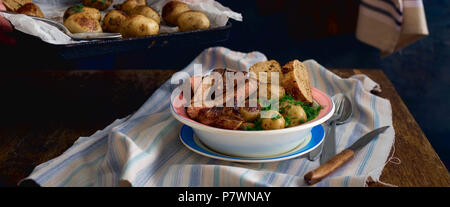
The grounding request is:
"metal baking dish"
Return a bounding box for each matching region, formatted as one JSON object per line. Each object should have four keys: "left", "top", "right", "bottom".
{"left": 14, "top": 22, "right": 231, "bottom": 60}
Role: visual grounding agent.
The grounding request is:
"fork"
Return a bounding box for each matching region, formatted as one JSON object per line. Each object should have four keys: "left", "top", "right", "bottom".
{"left": 307, "top": 94, "right": 344, "bottom": 161}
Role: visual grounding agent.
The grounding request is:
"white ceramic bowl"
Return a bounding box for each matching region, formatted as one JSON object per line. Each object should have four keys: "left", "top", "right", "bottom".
{"left": 170, "top": 87, "right": 334, "bottom": 158}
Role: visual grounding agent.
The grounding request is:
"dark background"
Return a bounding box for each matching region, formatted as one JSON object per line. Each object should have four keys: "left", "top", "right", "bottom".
{"left": 2, "top": 0, "right": 449, "bottom": 169}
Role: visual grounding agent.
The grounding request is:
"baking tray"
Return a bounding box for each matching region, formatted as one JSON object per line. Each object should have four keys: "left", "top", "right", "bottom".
{"left": 13, "top": 22, "right": 231, "bottom": 60}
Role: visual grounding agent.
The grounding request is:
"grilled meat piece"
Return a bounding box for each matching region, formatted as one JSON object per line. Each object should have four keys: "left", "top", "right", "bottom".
{"left": 186, "top": 68, "right": 258, "bottom": 130}
{"left": 195, "top": 107, "right": 244, "bottom": 130}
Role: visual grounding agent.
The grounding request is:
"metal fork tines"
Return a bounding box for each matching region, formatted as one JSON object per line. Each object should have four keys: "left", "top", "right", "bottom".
{"left": 319, "top": 94, "right": 345, "bottom": 164}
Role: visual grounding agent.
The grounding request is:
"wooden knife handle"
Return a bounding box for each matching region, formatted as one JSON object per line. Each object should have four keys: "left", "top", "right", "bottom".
{"left": 304, "top": 149, "right": 355, "bottom": 185}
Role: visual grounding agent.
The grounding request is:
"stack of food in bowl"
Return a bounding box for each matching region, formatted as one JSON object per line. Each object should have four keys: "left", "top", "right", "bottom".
{"left": 171, "top": 59, "right": 334, "bottom": 159}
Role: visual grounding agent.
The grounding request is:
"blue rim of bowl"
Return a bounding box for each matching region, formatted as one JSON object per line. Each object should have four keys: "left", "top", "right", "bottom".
{"left": 179, "top": 124, "right": 325, "bottom": 163}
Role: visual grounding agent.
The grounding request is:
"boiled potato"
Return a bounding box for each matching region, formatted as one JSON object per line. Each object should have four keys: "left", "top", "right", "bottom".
{"left": 258, "top": 83, "right": 285, "bottom": 100}
{"left": 119, "top": 15, "right": 159, "bottom": 38}
{"left": 102, "top": 9, "right": 127, "bottom": 33}
{"left": 261, "top": 110, "right": 285, "bottom": 130}
{"left": 82, "top": 0, "right": 113, "bottom": 11}
{"left": 280, "top": 101, "right": 307, "bottom": 127}
{"left": 162, "top": 0, "right": 190, "bottom": 26}
{"left": 239, "top": 101, "right": 261, "bottom": 122}
{"left": 177, "top": 11, "right": 210, "bottom": 32}
{"left": 130, "top": 5, "right": 161, "bottom": 24}
{"left": 64, "top": 12, "right": 102, "bottom": 33}
{"left": 17, "top": 3, "right": 44, "bottom": 18}
{"left": 63, "top": 5, "right": 101, "bottom": 21}
{"left": 114, "top": 0, "right": 146, "bottom": 14}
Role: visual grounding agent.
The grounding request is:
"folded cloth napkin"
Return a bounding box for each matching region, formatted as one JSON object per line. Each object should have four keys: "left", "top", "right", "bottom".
{"left": 356, "top": 0, "right": 429, "bottom": 57}
{"left": 20, "top": 47, "right": 395, "bottom": 187}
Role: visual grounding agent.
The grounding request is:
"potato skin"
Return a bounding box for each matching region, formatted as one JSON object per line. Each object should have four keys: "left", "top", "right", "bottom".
{"left": 63, "top": 5, "right": 101, "bottom": 21}
{"left": 239, "top": 105, "right": 260, "bottom": 122}
{"left": 261, "top": 110, "right": 285, "bottom": 130}
{"left": 82, "top": 0, "right": 113, "bottom": 11}
{"left": 17, "top": 3, "right": 44, "bottom": 18}
{"left": 280, "top": 101, "right": 307, "bottom": 127}
{"left": 162, "top": 0, "right": 190, "bottom": 26}
{"left": 102, "top": 9, "right": 127, "bottom": 32}
{"left": 177, "top": 11, "right": 210, "bottom": 32}
{"left": 119, "top": 15, "right": 159, "bottom": 38}
{"left": 64, "top": 12, "right": 102, "bottom": 33}
{"left": 130, "top": 5, "right": 161, "bottom": 24}
{"left": 114, "top": 0, "right": 146, "bottom": 14}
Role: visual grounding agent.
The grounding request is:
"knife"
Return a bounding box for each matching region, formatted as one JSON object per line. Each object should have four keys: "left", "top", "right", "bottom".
{"left": 304, "top": 126, "right": 390, "bottom": 185}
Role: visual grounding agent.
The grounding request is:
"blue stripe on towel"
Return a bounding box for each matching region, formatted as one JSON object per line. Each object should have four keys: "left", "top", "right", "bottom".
{"left": 221, "top": 48, "right": 231, "bottom": 69}
{"left": 213, "top": 165, "right": 220, "bottom": 186}
{"left": 378, "top": 0, "right": 402, "bottom": 15}
{"left": 189, "top": 165, "right": 201, "bottom": 187}
{"left": 158, "top": 151, "right": 194, "bottom": 186}
{"left": 360, "top": 1, "right": 402, "bottom": 26}
{"left": 60, "top": 153, "right": 106, "bottom": 186}
{"left": 121, "top": 119, "right": 177, "bottom": 178}
{"left": 357, "top": 94, "right": 380, "bottom": 175}
{"left": 134, "top": 128, "right": 183, "bottom": 186}
{"left": 237, "top": 53, "right": 249, "bottom": 71}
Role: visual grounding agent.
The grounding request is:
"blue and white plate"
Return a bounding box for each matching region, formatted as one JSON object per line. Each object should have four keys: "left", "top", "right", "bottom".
{"left": 179, "top": 124, "right": 325, "bottom": 163}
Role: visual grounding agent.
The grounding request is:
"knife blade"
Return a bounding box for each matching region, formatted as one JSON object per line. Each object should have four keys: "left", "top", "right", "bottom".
{"left": 304, "top": 126, "right": 390, "bottom": 185}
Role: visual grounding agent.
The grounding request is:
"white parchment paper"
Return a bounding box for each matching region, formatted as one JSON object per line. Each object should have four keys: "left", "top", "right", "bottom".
{"left": 0, "top": 0, "right": 242, "bottom": 45}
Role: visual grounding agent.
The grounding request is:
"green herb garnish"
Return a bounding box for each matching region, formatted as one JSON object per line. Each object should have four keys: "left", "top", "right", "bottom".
{"left": 251, "top": 119, "right": 263, "bottom": 130}
{"left": 71, "top": 4, "right": 84, "bottom": 13}
{"left": 284, "top": 116, "right": 291, "bottom": 127}
{"left": 271, "top": 114, "right": 282, "bottom": 120}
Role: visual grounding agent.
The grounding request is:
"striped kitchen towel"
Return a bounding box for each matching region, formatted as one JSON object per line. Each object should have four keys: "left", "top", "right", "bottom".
{"left": 356, "top": 0, "right": 429, "bottom": 57}
{"left": 20, "top": 47, "right": 395, "bottom": 187}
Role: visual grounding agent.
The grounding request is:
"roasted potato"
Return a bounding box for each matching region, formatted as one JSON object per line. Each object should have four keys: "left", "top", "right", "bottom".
{"left": 114, "top": 0, "right": 146, "bottom": 14}
{"left": 162, "top": 0, "right": 190, "bottom": 26}
{"left": 63, "top": 4, "right": 101, "bottom": 21}
{"left": 261, "top": 110, "right": 285, "bottom": 130}
{"left": 177, "top": 11, "right": 210, "bottom": 32}
{"left": 17, "top": 3, "right": 44, "bottom": 18}
{"left": 82, "top": 0, "right": 113, "bottom": 11}
{"left": 239, "top": 101, "right": 261, "bottom": 122}
{"left": 102, "top": 9, "right": 127, "bottom": 32}
{"left": 64, "top": 12, "right": 102, "bottom": 33}
{"left": 280, "top": 101, "right": 307, "bottom": 127}
{"left": 119, "top": 15, "right": 159, "bottom": 38}
{"left": 258, "top": 83, "right": 285, "bottom": 100}
{"left": 130, "top": 5, "right": 161, "bottom": 24}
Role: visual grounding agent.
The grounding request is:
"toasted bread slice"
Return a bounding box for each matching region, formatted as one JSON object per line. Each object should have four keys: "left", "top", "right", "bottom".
{"left": 3, "top": 0, "right": 32, "bottom": 12}
{"left": 249, "top": 60, "right": 282, "bottom": 84}
{"left": 281, "top": 60, "right": 313, "bottom": 105}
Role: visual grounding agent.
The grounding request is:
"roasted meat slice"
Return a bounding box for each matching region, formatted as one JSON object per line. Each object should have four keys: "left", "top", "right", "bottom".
{"left": 194, "top": 107, "right": 244, "bottom": 129}
{"left": 196, "top": 107, "right": 222, "bottom": 125}
{"left": 214, "top": 115, "right": 244, "bottom": 130}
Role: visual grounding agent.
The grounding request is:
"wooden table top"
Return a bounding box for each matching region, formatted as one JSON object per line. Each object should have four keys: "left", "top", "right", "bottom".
{"left": 0, "top": 69, "right": 448, "bottom": 187}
